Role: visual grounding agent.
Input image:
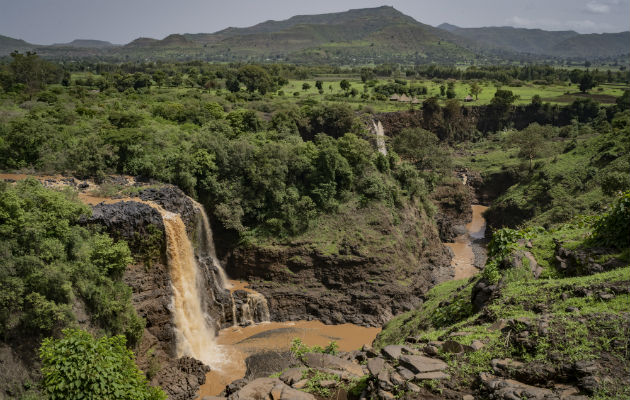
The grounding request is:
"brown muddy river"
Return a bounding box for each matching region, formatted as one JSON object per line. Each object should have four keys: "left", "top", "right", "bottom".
{"left": 444, "top": 205, "right": 488, "bottom": 280}
{"left": 197, "top": 280, "right": 380, "bottom": 396}
{"left": 197, "top": 319, "right": 380, "bottom": 397}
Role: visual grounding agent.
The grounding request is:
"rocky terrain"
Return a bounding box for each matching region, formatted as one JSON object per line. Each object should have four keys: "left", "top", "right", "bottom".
{"left": 226, "top": 200, "right": 453, "bottom": 327}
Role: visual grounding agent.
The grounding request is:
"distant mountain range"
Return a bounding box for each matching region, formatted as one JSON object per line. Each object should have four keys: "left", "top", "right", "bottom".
{"left": 437, "top": 23, "right": 630, "bottom": 58}
{"left": 1, "top": 6, "right": 628, "bottom": 63}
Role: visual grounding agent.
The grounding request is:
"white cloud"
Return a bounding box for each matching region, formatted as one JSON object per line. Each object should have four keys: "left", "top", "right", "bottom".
{"left": 506, "top": 16, "right": 606, "bottom": 32}
{"left": 585, "top": 1, "right": 610, "bottom": 14}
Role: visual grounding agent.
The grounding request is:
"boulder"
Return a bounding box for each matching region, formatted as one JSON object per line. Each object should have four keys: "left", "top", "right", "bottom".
{"left": 303, "top": 353, "right": 364, "bottom": 377}
{"left": 292, "top": 379, "right": 308, "bottom": 389}
{"left": 319, "top": 380, "right": 337, "bottom": 388}
{"left": 491, "top": 358, "right": 525, "bottom": 375}
{"left": 414, "top": 371, "right": 450, "bottom": 380}
{"left": 397, "top": 367, "right": 415, "bottom": 381}
{"left": 399, "top": 355, "right": 448, "bottom": 374}
{"left": 406, "top": 382, "right": 421, "bottom": 393}
{"left": 367, "top": 357, "right": 387, "bottom": 376}
{"left": 381, "top": 345, "right": 405, "bottom": 360}
{"left": 441, "top": 340, "right": 464, "bottom": 354}
{"left": 377, "top": 390, "right": 396, "bottom": 399}
{"left": 469, "top": 340, "right": 485, "bottom": 351}
{"left": 377, "top": 370, "right": 393, "bottom": 391}
{"left": 229, "top": 377, "right": 315, "bottom": 400}
{"left": 279, "top": 367, "right": 306, "bottom": 385}
{"left": 423, "top": 344, "right": 439, "bottom": 356}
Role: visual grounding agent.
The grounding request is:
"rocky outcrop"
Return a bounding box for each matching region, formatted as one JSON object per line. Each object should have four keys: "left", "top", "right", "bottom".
{"left": 153, "top": 357, "right": 210, "bottom": 400}
{"left": 554, "top": 239, "right": 625, "bottom": 276}
{"left": 140, "top": 186, "right": 198, "bottom": 236}
{"left": 228, "top": 244, "right": 450, "bottom": 327}
{"left": 226, "top": 203, "right": 451, "bottom": 327}
{"left": 87, "top": 200, "right": 164, "bottom": 252}
{"left": 225, "top": 378, "right": 315, "bottom": 400}
{"left": 87, "top": 186, "right": 232, "bottom": 399}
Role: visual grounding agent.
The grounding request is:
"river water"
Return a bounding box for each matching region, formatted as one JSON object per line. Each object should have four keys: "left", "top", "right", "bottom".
{"left": 197, "top": 280, "right": 381, "bottom": 397}
{"left": 444, "top": 205, "right": 489, "bottom": 280}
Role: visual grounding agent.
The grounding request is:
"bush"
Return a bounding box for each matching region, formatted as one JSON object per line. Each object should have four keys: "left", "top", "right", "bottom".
{"left": 0, "top": 180, "right": 141, "bottom": 340}
{"left": 592, "top": 191, "right": 630, "bottom": 249}
{"left": 40, "top": 328, "right": 166, "bottom": 400}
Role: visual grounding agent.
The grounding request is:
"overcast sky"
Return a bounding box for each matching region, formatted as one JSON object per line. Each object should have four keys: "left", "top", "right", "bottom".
{"left": 2, "top": 0, "right": 629, "bottom": 45}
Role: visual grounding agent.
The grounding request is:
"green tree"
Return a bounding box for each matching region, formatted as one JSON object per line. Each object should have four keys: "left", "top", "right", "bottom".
{"left": 392, "top": 128, "right": 450, "bottom": 171}
{"left": 225, "top": 76, "right": 240, "bottom": 93}
{"left": 152, "top": 70, "right": 167, "bottom": 87}
{"left": 7, "top": 51, "right": 61, "bottom": 94}
{"left": 340, "top": 79, "right": 351, "bottom": 92}
{"left": 315, "top": 80, "right": 323, "bottom": 91}
{"left": 237, "top": 65, "right": 274, "bottom": 94}
{"left": 579, "top": 72, "right": 595, "bottom": 93}
{"left": 446, "top": 81, "right": 456, "bottom": 99}
{"left": 40, "top": 328, "right": 166, "bottom": 400}
{"left": 490, "top": 89, "right": 519, "bottom": 130}
{"left": 469, "top": 82, "right": 482, "bottom": 100}
{"left": 509, "top": 123, "right": 548, "bottom": 170}
{"left": 302, "top": 82, "right": 311, "bottom": 91}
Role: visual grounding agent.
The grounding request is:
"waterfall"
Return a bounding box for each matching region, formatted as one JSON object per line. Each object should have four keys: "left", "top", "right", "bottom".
{"left": 157, "top": 207, "right": 223, "bottom": 366}
{"left": 237, "top": 292, "right": 271, "bottom": 325}
{"left": 192, "top": 200, "right": 232, "bottom": 290}
{"left": 371, "top": 120, "right": 387, "bottom": 156}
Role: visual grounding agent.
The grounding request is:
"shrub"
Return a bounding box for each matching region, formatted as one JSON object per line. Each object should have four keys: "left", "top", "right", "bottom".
{"left": 40, "top": 328, "right": 166, "bottom": 400}
{"left": 290, "top": 338, "right": 339, "bottom": 360}
{"left": 592, "top": 191, "right": 630, "bottom": 249}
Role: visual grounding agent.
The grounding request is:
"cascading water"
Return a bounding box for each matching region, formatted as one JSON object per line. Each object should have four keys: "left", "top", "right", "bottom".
{"left": 193, "top": 201, "right": 232, "bottom": 290}
{"left": 371, "top": 120, "right": 388, "bottom": 156}
{"left": 158, "top": 207, "right": 223, "bottom": 366}
{"left": 237, "top": 292, "right": 271, "bottom": 325}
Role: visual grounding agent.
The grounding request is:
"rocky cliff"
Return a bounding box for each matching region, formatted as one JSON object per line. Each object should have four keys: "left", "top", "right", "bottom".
{"left": 225, "top": 202, "right": 452, "bottom": 327}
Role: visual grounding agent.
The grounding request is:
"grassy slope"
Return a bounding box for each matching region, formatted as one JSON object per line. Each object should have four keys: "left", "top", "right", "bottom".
{"left": 456, "top": 124, "right": 629, "bottom": 228}
{"left": 375, "top": 216, "right": 630, "bottom": 398}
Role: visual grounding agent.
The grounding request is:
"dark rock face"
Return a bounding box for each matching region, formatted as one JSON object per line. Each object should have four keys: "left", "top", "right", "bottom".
{"left": 87, "top": 186, "right": 234, "bottom": 399}
{"left": 244, "top": 351, "right": 300, "bottom": 381}
{"left": 87, "top": 201, "right": 165, "bottom": 252}
{"left": 227, "top": 242, "right": 450, "bottom": 326}
{"left": 140, "top": 186, "right": 198, "bottom": 236}
{"left": 152, "top": 357, "right": 210, "bottom": 400}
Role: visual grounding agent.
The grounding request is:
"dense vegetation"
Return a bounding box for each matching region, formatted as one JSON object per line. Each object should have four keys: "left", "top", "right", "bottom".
{"left": 0, "top": 179, "right": 142, "bottom": 343}
{"left": 40, "top": 329, "right": 165, "bottom": 400}
{"left": 458, "top": 96, "right": 629, "bottom": 228}
{"left": 0, "top": 179, "right": 156, "bottom": 398}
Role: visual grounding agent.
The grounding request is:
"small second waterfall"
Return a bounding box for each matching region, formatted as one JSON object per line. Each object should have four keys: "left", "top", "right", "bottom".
{"left": 371, "top": 120, "right": 388, "bottom": 156}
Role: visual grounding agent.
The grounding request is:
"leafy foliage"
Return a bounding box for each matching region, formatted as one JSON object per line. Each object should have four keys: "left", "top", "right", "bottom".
{"left": 40, "top": 328, "right": 165, "bottom": 400}
{"left": 592, "top": 191, "right": 630, "bottom": 250}
{"left": 0, "top": 180, "right": 142, "bottom": 343}
{"left": 290, "top": 338, "right": 339, "bottom": 359}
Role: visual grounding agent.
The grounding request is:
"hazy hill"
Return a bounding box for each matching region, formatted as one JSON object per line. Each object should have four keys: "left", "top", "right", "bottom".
{"left": 0, "top": 34, "right": 35, "bottom": 54}
{"left": 51, "top": 39, "right": 117, "bottom": 48}
{"left": 551, "top": 31, "right": 630, "bottom": 57}
{"left": 438, "top": 23, "right": 629, "bottom": 58}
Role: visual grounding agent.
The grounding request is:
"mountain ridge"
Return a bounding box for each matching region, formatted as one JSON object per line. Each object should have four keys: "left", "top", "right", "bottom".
{"left": 1, "top": 7, "right": 628, "bottom": 62}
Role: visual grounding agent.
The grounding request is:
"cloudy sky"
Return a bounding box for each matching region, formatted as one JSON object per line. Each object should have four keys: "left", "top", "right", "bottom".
{"left": 2, "top": 0, "right": 629, "bottom": 45}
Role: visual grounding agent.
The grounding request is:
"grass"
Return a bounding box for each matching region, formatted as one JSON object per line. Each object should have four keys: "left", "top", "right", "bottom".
{"left": 374, "top": 205, "right": 629, "bottom": 397}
